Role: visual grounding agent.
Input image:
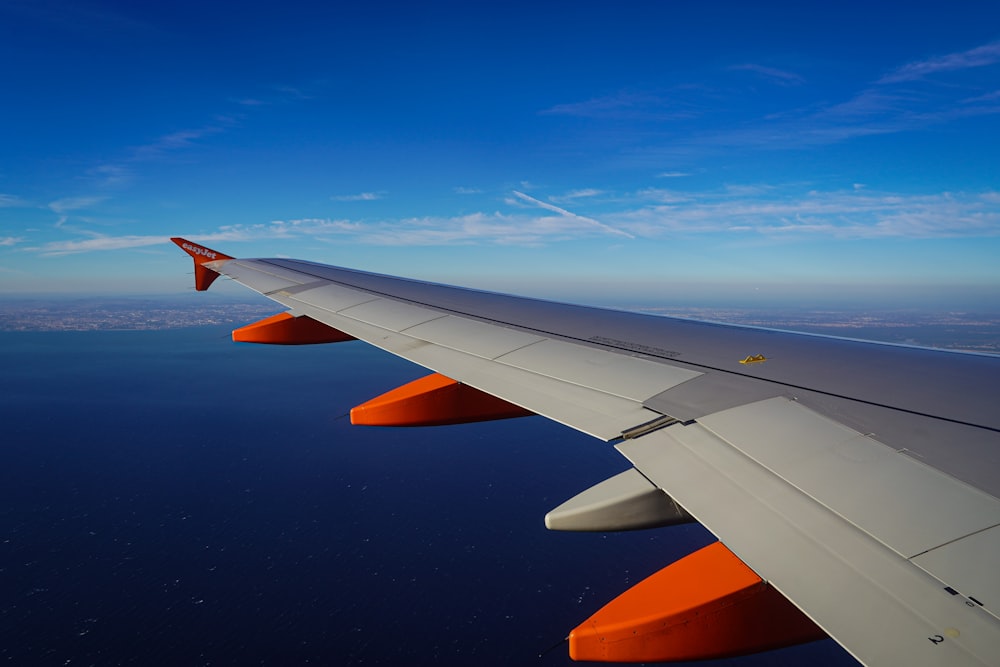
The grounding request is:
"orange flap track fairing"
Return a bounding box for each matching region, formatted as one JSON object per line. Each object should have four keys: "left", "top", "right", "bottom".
{"left": 351, "top": 372, "right": 534, "bottom": 427}
{"left": 232, "top": 312, "right": 356, "bottom": 345}
{"left": 569, "top": 541, "right": 825, "bottom": 662}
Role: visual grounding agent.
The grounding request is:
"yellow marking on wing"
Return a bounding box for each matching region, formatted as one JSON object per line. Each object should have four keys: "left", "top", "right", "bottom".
{"left": 739, "top": 354, "right": 767, "bottom": 365}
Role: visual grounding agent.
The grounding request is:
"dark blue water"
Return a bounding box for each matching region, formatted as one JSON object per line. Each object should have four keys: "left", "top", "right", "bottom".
{"left": 0, "top": 327, "right": 856, "bottom": 665}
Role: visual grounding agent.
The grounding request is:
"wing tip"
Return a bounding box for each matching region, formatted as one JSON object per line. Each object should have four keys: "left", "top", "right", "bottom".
{"left": 171, "top": 237, "right": 234, "bottom": 291}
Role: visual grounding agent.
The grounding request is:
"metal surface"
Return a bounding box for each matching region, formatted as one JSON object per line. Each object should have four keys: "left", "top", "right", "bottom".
{"left": 618, "top": 424, "right": 999, "bottom": 667}
{"left": 401, "top": 315, "right": 546, "bottom": 360}
{"left": 545, "top": 468, "right": 693, "bottom": 531}
{"left": 338, "top": 298, "right": 446, "bottom": 331}
{"left": 212, "top": 259, "right": 305, "bottom": 293}
{"left": 913, "top": 525, "right": 1000, "bottom": 617}
{"left": 644, "top": 372, "right": 786, "bottom": 422}
{"left": 276, "top": 295, "right": 662, "bottom": 440}
{"left": 697, "top": 398, "right": 1000, "bottom": 561}
{"left": 495, "top": 339, "right": 701, "bottom": 402}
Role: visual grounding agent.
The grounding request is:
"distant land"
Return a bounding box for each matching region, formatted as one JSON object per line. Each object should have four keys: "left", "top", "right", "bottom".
{"left": 0, "top": 294, "right": 277, "bottom": 332}
{"left": 633, "top": 305, "right": 1000, "bottom": 354}
{"left": 1, "top": 294, "right": 998, "bottom": 354}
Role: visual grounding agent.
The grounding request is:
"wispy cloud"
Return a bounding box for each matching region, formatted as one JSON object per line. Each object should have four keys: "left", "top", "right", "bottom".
{"left": 33, "top": 202, "right": 641, "bottom": 255}
{"left": 192, "top": 214, "right": 628, "bottom": 247}
{"left": 0, "top": 236, "right": 24, "bottom": 247}
{"left": 731, "top": 64, "right": 805, "bottom": 86}
{"left": 48, "top": 196, "right": 107, "bottom": 214}
{"left": 634, "top": 188, "right": 691, "bottom": 204}
{"left": 86, "top": 164, "right": 133, "bottom": 188}
{"left": 131, "top": 121, "right": 235, "bottom": 162}
{"left": 548, "top": 188, "right": 605, "bottom": 204}
{"left": 879, "top": 41, "right": 1000, "bottom": 83}
{"left": 0, "top": 194, "right": 29, "bottom": 207}
{"left": 0, "top": 1, "right": 160, "bottom": 40}
{"left": 551, "top": 40, "right": 1000, "bottom": 165}
{"left": 46, "top": 83, "right": 316, "bottom": 222}
{"left": 47, "top": 196, "right": 108, "bottom": 227}
{"left": 230, "top": 82, "right": 326, "bottom": 108}
{"left": 732, "top": 40, "right": 1000, "bottom": 148}
{"left": 331, "top": 192, "right": 384, "bottom": 202}
{"left": 612, "top": 188, "right": 1000, "bottom": 239}
{"left": 962, "top": 89, "right": 1000, "bottom": 104}
{"left": 511, "top": 191, "right": 634, "bottom": 239}
{"left": 541, "top": 89, "right": 695, "bottom": 121}
{"left": 273, "top": 85, "right": 314, "bottom": 101}
{"left": 244, "top": 187, "right": 1000, "bottom": 241}
{"left": 37, "top": 234, "right": 169, "bottom": 256}
{"left": 561, "top": 188, "right": 603, "bottom": 199}
{"left": 648, "top": 45, "right": 1000, "bottom": 158}
{"left": 29, "top": 185, "right": 1000, "bottom": 257}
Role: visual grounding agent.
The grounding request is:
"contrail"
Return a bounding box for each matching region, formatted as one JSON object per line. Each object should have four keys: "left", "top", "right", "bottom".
{"left": 512, "top": 191, "right": 635, "bottom": 239}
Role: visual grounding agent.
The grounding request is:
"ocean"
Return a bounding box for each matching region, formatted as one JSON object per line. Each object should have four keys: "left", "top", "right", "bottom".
{"left": 0, "top": 325, "right": 857, "bottom": 665}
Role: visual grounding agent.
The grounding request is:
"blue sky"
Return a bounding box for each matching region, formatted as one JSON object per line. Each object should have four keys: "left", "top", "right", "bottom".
{"left": 2, "top": 1, "right": 999, "bottom": 307}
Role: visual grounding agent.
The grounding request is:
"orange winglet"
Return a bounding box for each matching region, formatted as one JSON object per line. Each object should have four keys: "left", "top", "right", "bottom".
{"left": 232, "top": 312, "right": 356, "bottom": 345}
{"left": 568, "top": 541, "right": 825, "bottom": 662}
{"left": 350, "top": 372, "right": 534, "bottom": 427}
{"left": 170, "top": 237, "right": 234, "bottom": 291}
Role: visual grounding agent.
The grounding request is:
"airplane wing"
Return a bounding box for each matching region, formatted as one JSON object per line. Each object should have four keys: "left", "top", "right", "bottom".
{"left": 172, "top": 237, "right": 1000, "bottom": 666}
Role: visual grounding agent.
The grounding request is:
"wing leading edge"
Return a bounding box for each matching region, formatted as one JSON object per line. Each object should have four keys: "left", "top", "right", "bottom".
{"left": 172, "top": 237, "right": 1000, "bottom": 666}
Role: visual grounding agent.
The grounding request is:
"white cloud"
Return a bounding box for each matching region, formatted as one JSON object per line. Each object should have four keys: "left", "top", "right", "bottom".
{"left": 555, "top": 189, "right": 604, "bottom": 200}
{"left": 48, "top": 196, "right": 107, "bottom": 214}
{"left": 962, "top": 89, "right": 1000, "bottom": 104}
{"left": 131, "top": 127, "right": 223, "bottom": 161}
{"left": 879, "top": 41, "right": 1000, "bottom": 83}
{"left": 38, "top": 234, "right": 169, "bottom": 256}
{"left": 731, "top": 64, "right": 805, "bottom": 86}
{"left": 723, "top": 184, "right": 775, "bottom": 196}
{"left": 0, "top": 194, "right": 28, "bottom": 207}
{"left": 46, "top": 196, "right": 108, "bottom": 228}
{"left": 0, "top": 236, "right": 24, "bottom": 246}
{"left": 27, "top": 186, "right": 1000, "bottom": 259}
{"left": 286, "top": 190, "right": 990, "bottom": 240}
{"left": 331, "top": 192, "right": 384, "bottom": 202}
{"left": 540, "top": 90, "right": 693, "bottom": 121}
{"left": 251, "top": 212, "right": 629, "bottom": 246}
{"left": 217, "top": 219, "right": 363, "bottom": 240}
{"left": 273, "top": 85, "right": 312, "bottom": 101}
{"left": 87, "top": 164, "right": 132, "bottom": 188}
{"left": 609, "top": 188, "right": 1000, "bottom": 239}
{"left": 593, "top": 40, "right": 1000, "bottom": 165}
{"left": 635, "top": 188, "right": 691, "bottom": 204}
